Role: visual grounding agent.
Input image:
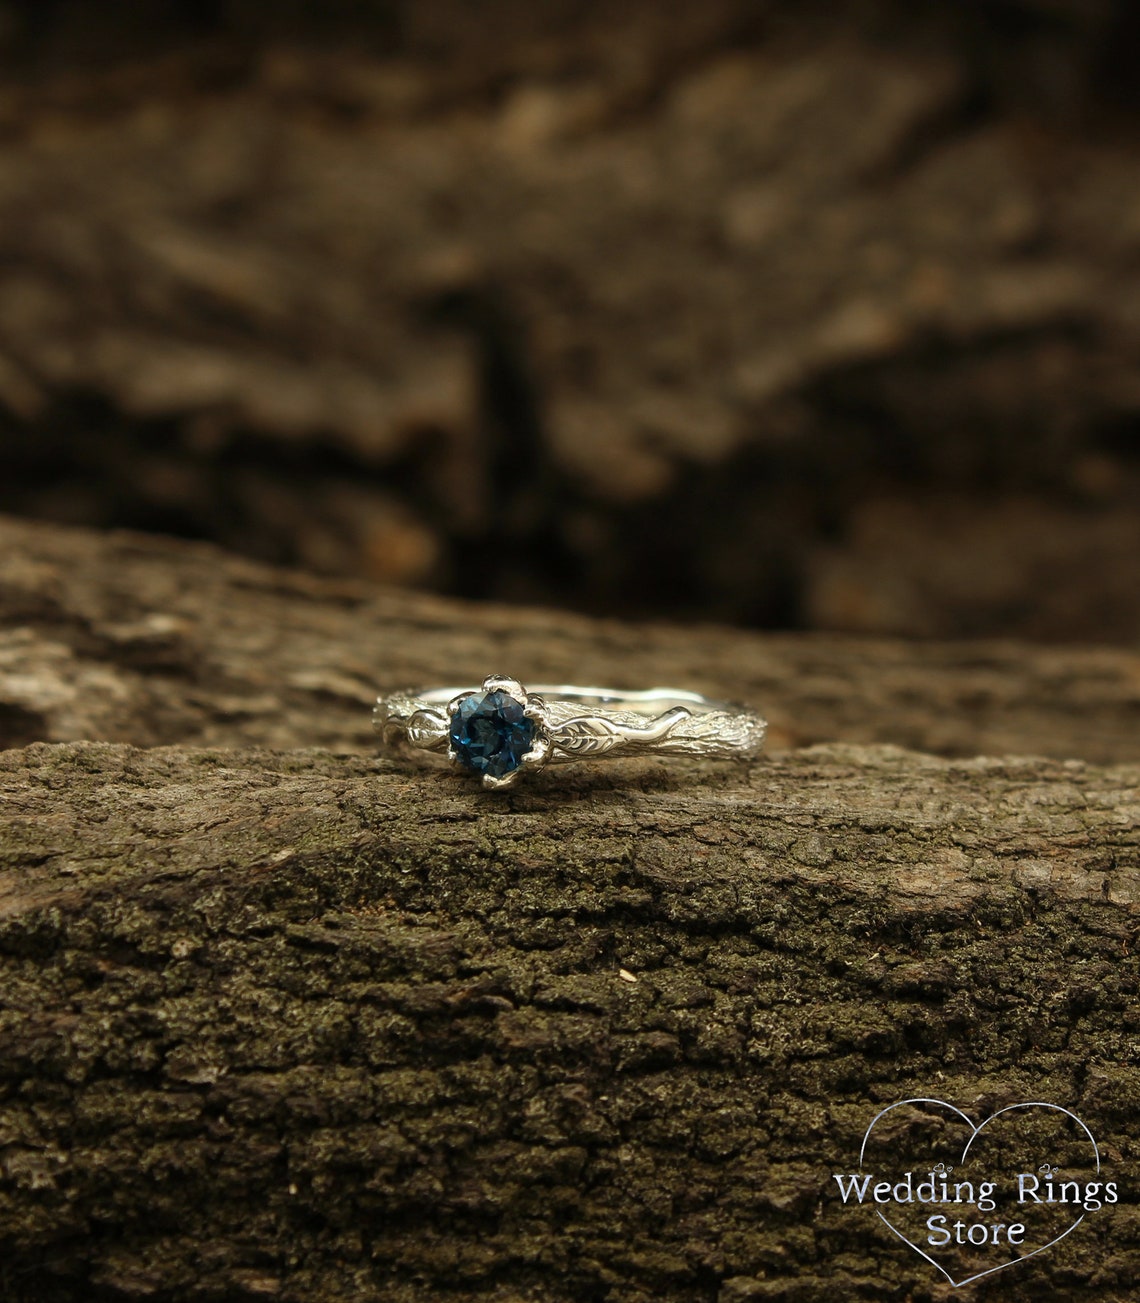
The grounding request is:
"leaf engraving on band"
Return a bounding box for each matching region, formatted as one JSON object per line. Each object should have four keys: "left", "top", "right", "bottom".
{"left": 406, "top": 708, "right": 449, "bottom": 750}
{"left": 553, "top": 706, "right": 692, "bottom": 756}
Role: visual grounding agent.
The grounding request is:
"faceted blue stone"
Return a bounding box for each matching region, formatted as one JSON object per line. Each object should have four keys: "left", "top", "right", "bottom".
{"left": 449, "top": 689, "right": 536, "bottom": 778}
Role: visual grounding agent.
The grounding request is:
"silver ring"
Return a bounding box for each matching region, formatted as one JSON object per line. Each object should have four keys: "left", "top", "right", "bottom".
{"left": 373, "top": 674, "right": 767, "bottom": 789}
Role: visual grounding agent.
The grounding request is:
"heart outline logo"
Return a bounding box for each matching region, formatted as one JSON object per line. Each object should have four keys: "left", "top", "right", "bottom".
{"left": 859, "top": 1098, "right": 1100, "bottom": 1288}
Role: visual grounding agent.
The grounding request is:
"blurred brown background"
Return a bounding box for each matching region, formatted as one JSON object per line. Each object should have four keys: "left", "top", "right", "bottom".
{"left": 0, "top": 0, "right": 1137, "bottom": 641}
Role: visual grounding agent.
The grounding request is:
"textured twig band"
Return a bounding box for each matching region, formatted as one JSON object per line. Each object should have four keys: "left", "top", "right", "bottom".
{"left": 375, "top": 678, "right": 767, "bottom": 789}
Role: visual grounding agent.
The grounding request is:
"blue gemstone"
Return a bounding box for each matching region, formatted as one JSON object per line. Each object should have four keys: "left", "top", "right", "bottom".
{"left": 449, "top": 689, "right": 536, "bottom": 778}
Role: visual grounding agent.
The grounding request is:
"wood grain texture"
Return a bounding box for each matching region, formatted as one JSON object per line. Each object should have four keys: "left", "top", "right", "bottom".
{"left": 0, "top": 515, "right": 1138, "bottom": 1301}
{"left": 0, "top": 3, "right": 1138, "bottom": 639}
{"left": 2, "top": 7, "right": 1135, "bottom": 492}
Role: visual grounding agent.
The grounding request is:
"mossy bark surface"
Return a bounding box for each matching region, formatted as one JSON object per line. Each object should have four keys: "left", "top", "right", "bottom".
{"left": 0, "top": 516, "right": 1138, "bottom": 1301}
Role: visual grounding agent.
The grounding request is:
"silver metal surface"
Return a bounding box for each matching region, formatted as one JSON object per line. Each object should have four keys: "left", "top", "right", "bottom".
{"left": 374, "top": 674, "right": 767, "bottom": 788}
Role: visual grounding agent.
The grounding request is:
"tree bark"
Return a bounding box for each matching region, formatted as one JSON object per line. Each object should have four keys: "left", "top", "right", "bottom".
{"left": 0, "top": 515, "right": 1138, "bottom": 1302}
{"left": 1, "top": 3, "right": 1139, "bottom": 639}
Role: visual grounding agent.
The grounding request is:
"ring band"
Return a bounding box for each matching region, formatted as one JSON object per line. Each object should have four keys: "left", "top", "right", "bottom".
{"left": 374, "top": 674, "right": 767, "bottom": 789}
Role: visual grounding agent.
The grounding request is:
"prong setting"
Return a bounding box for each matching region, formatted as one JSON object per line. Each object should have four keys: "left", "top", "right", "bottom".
{"left": 443, "top": 675, "right": 552, "bottom": 787}
{"left": 481, "top": 674, "right": 527, "bottom": 701}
